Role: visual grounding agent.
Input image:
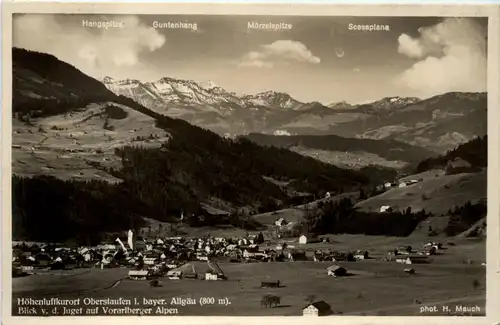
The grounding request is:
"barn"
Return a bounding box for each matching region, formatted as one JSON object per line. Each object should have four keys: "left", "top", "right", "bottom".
{"left": 353, "top": 250, "right": 369, "bottom": 260}
{"left": 327, "top": 265, "right": 347, "bottom": 277}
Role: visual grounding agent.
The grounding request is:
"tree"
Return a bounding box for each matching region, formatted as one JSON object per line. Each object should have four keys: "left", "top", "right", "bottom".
{"left": 256, "top": 232, "right": 265, "bottom": 244}
{"left": 261, "top": 295, "right": 281, "bottom": 308}
{"left": 359, "top": 187, "right": 367, "bottom": 200}
{"left": 473, "top": 279, "right": 480, "bottom": 290}
{"left": 305, "top": 295, "right": 316, "bottom": 304}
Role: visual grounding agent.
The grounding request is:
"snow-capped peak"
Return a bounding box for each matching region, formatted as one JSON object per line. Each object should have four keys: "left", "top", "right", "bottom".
{"left": 243, "top": 90, "right": 302, "bottom": 110}
{"left": 199, "top": 80, "right": 219, "bottom": 90}
{"left": 369, "top": 96, "right": 421, "bottom": 109}
{"left": 103, "top": 77, "right": 142, "bottom": 86}
{"left": 102, "top": 76, "right": 116, "bottom": 84}
{"left": 328, "top": 100, "right": 352, "bottom": 109}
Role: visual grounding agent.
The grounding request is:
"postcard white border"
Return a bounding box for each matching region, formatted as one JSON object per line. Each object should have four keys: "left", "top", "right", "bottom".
{"left": 2, "top": 2, "right": 499, "bottom": 325}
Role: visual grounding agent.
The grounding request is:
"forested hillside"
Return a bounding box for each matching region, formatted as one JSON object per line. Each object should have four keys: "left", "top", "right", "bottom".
{"left": 243, "top": 133, "right": 435, "bottom": 165}
{"left": 416, "top": 136, "right": 487, "bottom": 173}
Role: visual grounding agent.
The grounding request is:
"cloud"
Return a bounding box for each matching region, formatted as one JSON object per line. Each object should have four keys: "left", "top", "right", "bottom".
{"left": 395, "top": 18, "right": 487, "bottom": 97}
{"left": 238, "top": 40, "right": 320, "bottom": 68}
{"left": 13, "top": 14, "right": 166, "bottom": 78}
{"left": 397, "top": 34, "right": 424, "bottom": 59}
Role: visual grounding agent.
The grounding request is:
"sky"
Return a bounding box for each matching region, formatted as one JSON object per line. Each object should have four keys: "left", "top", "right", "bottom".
{"left": 13, "top": 14, "right": 487, "bottom": 104}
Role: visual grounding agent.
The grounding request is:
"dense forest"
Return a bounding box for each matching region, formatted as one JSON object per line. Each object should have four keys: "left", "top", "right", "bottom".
{"left": 12, "top": 175, "right": 147, "bottom": 244}
{"left": 242, "top": 133, "right": 435, "bottom": 165}
{"left": 293, "top": 197, "right": 430, "bottom": 237}
{"left": 416, "top": 136, "right": 487, "bottom": 173}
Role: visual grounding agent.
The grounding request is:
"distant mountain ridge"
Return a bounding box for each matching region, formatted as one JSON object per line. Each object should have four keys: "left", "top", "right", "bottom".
{"left": 103, "top": 76, "right": 487, "bottom": 153}
{"left": 242, "top": 133, "right": 436, "bottom": 170}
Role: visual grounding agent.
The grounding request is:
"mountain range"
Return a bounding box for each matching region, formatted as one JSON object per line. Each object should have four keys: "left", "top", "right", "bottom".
{"left": 103, "top": 76, "right": 487, "bottom": 153}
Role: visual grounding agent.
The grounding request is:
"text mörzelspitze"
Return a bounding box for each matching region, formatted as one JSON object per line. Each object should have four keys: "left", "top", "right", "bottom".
{"left": 82, "top": 20, "right": 124, "bottom": 29}
{"left": 348, "top": 23, "right": 390, "bottom": 31}
{"left": 248, "top": 21, "right": 292, "bottom": 31}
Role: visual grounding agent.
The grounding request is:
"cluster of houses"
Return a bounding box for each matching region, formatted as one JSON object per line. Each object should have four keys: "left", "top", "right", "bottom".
{"left": 384, "top": 241, "right": 444, "bottom": 265}
{"left": 12, "top": 231, "right": 265, "bottom": 281}
{"left": 380, "top": 178, "right": 421, "bottom": 190}
{"left": 12, "top": 230, "right": 367, "bottom": 281}
{"left": 12, "top": 230, "right": 448, "bottom": 279}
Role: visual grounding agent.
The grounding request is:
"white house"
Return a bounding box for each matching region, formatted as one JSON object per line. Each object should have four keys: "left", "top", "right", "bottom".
{"left": 21, "top": 265, "right": 34, "bottom": 273}
{"left": 302, "top": 301, "right": 332, "bottom": 316}
{"left": 353, "top": 250, "right": 369, "bottom": 260}
{"left": 197, "top": 255, "right": 209, "bottom": 261}
{"left": 380, "top": 205, "right": 392, "bottom": 213}
{"left": 166, "top": 270, "right": 182, "bottom": 280}
{"left": 396, "top": 257, "right": 409, "bottom": 264}
{"left": 205, "top": 272, "right": 218, "bottom": 281}
{"left": 299, "top": 235, "right": 308, "bottom": 244}
{"left": 396, "top": 256, "right": 429, "bottom": 264}
{"left": 128, "top": 270, "right": 148, "bottom": 280}
{"left": 275, "top": 218, "right": 287, "bottom": 227}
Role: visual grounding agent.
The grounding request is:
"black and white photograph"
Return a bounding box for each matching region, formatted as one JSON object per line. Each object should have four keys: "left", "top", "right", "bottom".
{"left": 4, "top": 9, "right": 493, "bottom": 318}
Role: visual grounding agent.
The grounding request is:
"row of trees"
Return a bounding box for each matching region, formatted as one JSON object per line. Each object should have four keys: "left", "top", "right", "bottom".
{"left": 292, "top": 198, "right": 430, "bottom": 237}
{"left": 444, "top": 200, "right": 487, "bottom": 236}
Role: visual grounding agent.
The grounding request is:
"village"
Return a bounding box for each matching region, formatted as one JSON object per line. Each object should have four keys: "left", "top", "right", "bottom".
{"left": 12, "top": 226, "right": 483, "bottom": 316}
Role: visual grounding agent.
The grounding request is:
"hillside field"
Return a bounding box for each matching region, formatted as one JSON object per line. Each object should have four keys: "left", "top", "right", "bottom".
{"left": 355, "top": 171, "right": 486, "bottom": 214}
{"left": 12, "top": 102, "right": 169, "bottom": 183}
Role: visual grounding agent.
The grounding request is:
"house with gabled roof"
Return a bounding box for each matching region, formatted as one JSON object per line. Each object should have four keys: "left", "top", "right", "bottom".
{"left": 303, "top": 301, "right": 332, "bottom": 316}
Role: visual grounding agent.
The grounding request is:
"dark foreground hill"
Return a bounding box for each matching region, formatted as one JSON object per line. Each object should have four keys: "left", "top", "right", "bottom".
{"left": 12, "top": 48, "right": 374, "bottom": 243}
